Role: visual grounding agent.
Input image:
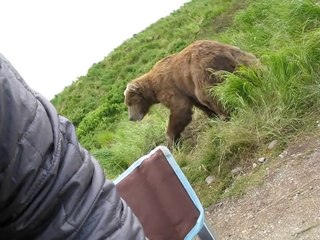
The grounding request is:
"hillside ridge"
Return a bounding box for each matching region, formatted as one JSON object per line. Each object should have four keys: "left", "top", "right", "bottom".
{"left": 51, "top": 0, "right": 320, "bottom": 228}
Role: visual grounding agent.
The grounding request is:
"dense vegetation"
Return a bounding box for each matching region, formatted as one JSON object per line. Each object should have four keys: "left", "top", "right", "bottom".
{"left": 52, "top": 0, "right": 320, "bottom": 206}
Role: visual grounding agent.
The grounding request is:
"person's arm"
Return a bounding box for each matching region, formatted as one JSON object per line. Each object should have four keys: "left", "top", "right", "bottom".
{"left": 0, "top": 54, "right": 145, "bottom": 240}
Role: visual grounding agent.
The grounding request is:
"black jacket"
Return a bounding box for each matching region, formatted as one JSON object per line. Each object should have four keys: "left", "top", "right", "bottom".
{"left": 0, "top": 54, "right": 145, "bottom": 239}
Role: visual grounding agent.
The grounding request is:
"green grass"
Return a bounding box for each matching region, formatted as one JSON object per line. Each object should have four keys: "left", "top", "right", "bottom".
{"left": 91, "top": 106, "right": 169, "bottom": 178}
{"left": 52, "top": 0, "right": 320, "bottom": 207}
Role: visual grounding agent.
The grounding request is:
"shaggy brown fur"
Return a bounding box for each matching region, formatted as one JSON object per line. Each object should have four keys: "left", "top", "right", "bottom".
{"left": 124, "top": 40, "right": 259, "bottom": 147}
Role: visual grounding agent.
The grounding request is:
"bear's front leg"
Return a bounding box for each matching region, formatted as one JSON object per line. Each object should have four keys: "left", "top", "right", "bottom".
{"left": 166, "top": 108, "right": 193, "bottom": 148}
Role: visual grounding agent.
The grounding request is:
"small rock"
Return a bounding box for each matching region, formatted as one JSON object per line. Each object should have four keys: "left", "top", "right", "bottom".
{"left": 291, "top": 153, "right": 302, "bottom": 158}
{"left": 279, "top": 150, "right": 288, "bottom": 158}
{"left": 216, "top": 202, "right": 223, "bottom": 208}
{"left": 231, "top": 167, "right": 243, "bottom": 175}
{"left": 258, "top": 157, "right": 267, "bottom": 163}
{"left": 246, "top": 213, "right": 254, "bottom": 219}
{"left": 268, "top": 140, "right": 278, "bottom": 149}
{"left": 252, "top": 163, "right": 258, "bottom": 169}
{"left": 293, "top": 192, "right": 301, "bottom": 200}
{"left": 205, "top": 175, "right": 215, "bottom": 184}
{"left": 265, "top": 167, "right": 270, "bottom": 176}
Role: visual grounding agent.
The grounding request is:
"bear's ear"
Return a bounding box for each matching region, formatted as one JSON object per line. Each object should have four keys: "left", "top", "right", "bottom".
{"left": 124, "top": 85, "right": 129, "bottom": 96}
{"left": 124, "top": 82, "right": 140, "bottom": 96}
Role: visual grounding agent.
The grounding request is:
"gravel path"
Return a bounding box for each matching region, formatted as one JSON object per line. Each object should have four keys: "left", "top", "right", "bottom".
{"left": 206, "top": 135, "right": 320, "bottom": 240}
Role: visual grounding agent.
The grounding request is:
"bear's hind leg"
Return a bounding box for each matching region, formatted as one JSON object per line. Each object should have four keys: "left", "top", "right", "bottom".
{"left": 195, "top": 89, "right": 229, "bottom": 120}
{"left": 193, "top": 100, "right": 217, "bottom": 118}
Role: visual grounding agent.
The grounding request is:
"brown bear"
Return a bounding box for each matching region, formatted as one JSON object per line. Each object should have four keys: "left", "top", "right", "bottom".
{"left": 124, "top": 40, "right": 259, "bottom": 147}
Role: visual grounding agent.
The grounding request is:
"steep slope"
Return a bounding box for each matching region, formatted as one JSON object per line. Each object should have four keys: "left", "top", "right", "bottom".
{"left": 51, "top": 0, "right": 320, "bottom": 212}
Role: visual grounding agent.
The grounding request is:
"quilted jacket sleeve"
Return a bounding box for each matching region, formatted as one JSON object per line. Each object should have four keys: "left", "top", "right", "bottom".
{"left": 0, "top": 54, "right": 146, "bottom": 240}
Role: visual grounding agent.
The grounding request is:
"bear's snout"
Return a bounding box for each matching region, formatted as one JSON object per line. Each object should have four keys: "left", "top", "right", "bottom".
{"left": 129, "top": 114, "right": 144, "bottom": 122}
{"left": 128, "top": 105, "right": 146, "bottom": 121}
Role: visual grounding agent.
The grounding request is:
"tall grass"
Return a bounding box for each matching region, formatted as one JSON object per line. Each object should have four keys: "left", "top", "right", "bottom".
{"left": 175, "top": 0, "right": 320, "bottom": 205}
{"left": 91, "top": 106, "right": 168, "bottom": 178}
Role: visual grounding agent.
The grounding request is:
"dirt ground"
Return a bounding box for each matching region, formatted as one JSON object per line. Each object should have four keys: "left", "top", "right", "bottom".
{"left": 206, "top": 134, "right": 320, "bottom": 240}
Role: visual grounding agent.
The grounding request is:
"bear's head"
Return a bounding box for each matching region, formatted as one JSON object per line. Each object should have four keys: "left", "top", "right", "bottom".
{"left": 124, "top": 82, "right": 152, "bottom": 121}
{"left": 231, "top": 48, "right": 260, "bottom": 68}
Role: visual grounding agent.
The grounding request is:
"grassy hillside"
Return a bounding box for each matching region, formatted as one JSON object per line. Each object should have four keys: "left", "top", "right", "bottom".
{"left": 52, "top": 0, "right": 320, "bottom": 206}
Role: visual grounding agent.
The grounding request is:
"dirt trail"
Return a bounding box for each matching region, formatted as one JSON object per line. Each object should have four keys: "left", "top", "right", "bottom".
{"left": 206, "top": 135, "right": 320, "bottom": 240}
